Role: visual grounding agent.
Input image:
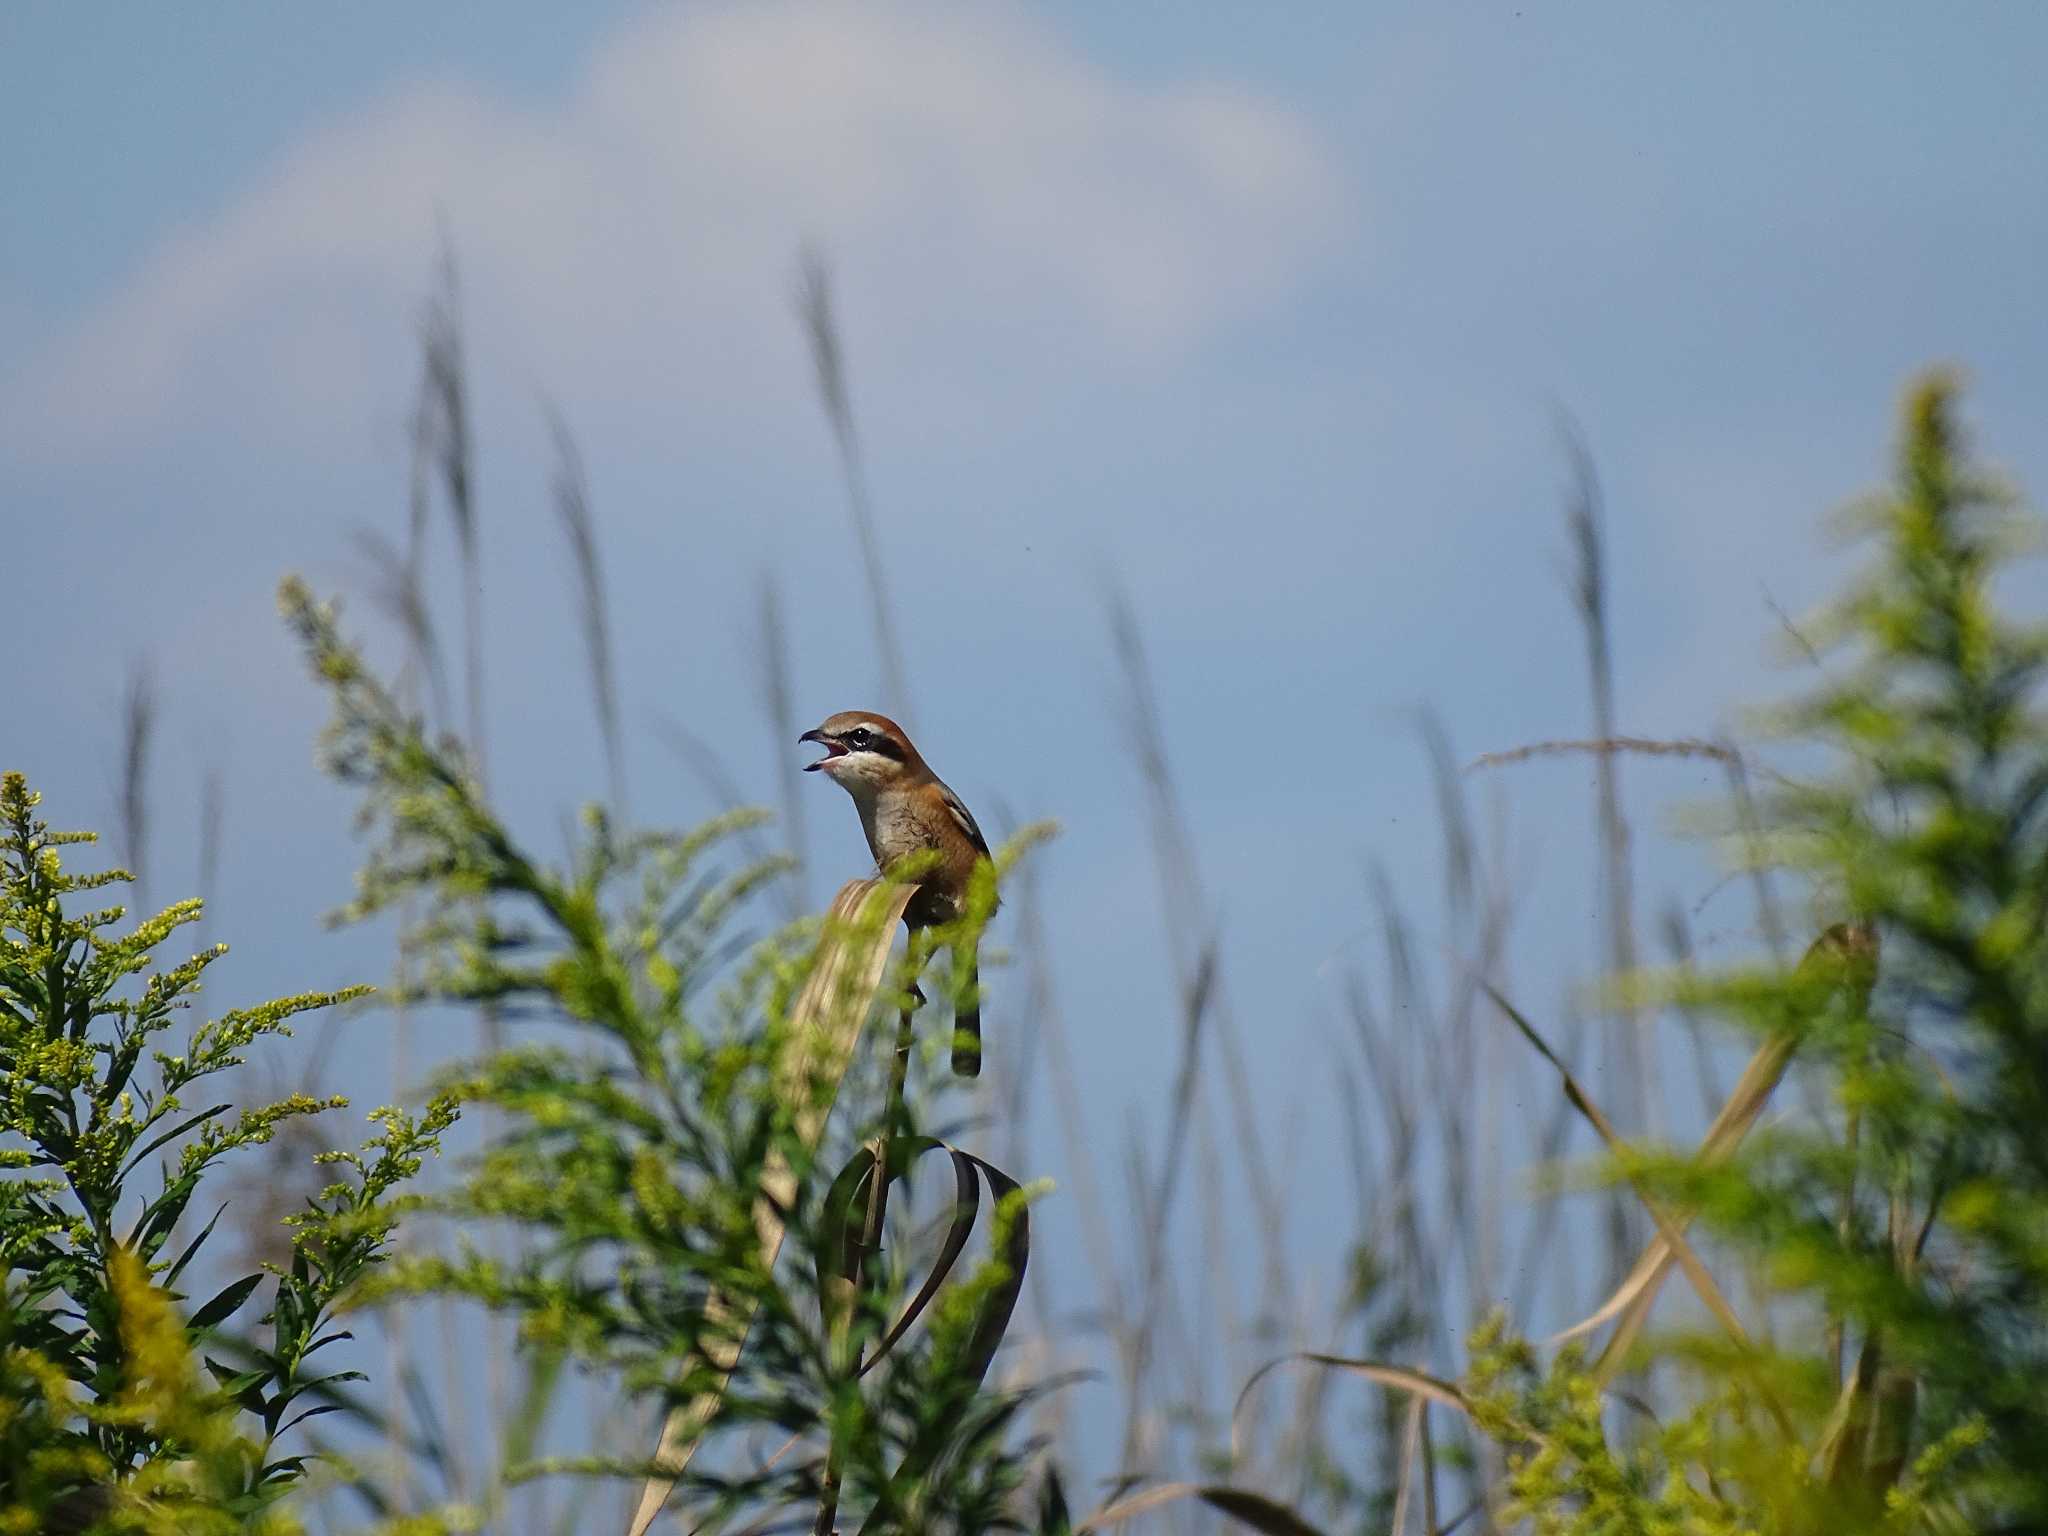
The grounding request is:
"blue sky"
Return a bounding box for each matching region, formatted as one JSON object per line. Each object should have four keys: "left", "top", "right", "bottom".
{"left": 5, "top": 0, "right": 2048, "bottom": 1513}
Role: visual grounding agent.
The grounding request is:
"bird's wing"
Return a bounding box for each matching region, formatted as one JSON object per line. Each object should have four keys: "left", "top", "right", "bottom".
{"left": 937, "top": 780, "right": 991, "bottom": 858}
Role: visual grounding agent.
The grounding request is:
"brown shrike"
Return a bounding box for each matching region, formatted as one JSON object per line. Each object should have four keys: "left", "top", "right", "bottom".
{"left": 799, "top": 711, "right": 995, "bottom": 1076}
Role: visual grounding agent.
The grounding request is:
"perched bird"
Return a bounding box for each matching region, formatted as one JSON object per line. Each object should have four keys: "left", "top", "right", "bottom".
{"left": 799, "top": 711, "right": 996, "bottom": 1075}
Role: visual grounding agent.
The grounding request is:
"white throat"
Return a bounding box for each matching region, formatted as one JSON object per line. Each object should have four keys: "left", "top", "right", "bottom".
{"left": 833, "top": 772, "right": 883, "bottom": 858}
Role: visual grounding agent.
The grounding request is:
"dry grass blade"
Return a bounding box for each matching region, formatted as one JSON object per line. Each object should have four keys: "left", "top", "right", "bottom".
{"left": 1545, "top": 1025, "right": 1795, "bottom": 1350}
{"left": 1008, "top": 838, "right": 1126, "bottom": 1447}
{"left": 795, "top": 246, "right": 911, "bottom": 723}
{"left": 1468, "top": 736, "right": 1741, "bottom": 772}
{"left": 1559, "top": 419, "right": 1658, "bottom": 1295}
{"left": 119, "top": 661, "right": 155, "bottom": 910}
{"left": 197, "top": 764, "right": 223, "bottom": 951}
{"left": 1387, "top": 1396, "right": 1423, "bottom": 1536}
{"left": 1146, "top": 940, "right": 1219, "bottom": 1264}
{"left": 417, "top": 240, "right": 485, "bottom": 772}
{"left": 353, "top": 527, "right": 451, "bottom": 729}
{"left": 1079, "top": 1482, "right": 1329, "bottom": 1536}
{"left": 420, "top": 245, "right": 474, "bottom": 566}
{"left": 624, "top": 877, "right": 916, "bottom": 1536}
{"left": 757, "top": 573, "right": 810, "bottom": 920}
{"left": 1479, "top": 981, "right": 1764, "bottom": 1396}
{"left": 1232, "top": 1353, "right": 1470, "bottom": 1465}
{"left": 1549, "top": 926, "right": 1873, "bottom": 1373}
{"left": 1108, "top": 585, "right": 1297, "bottom": 1466}
{"left": 1419, "top": 1398, "right": 1439, "bottom": 1536}
{"left": 547, "top": 406, "right": 626, "bottom": 815}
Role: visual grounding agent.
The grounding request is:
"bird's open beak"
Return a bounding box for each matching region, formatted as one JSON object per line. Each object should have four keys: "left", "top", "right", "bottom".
{"left": 798, "top": 729, "right": 846, "bottom": 772}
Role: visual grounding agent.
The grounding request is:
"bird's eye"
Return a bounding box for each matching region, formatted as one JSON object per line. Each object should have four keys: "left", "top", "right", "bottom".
{"left": 847, "top": 728, "right": 872, "bottom": 750}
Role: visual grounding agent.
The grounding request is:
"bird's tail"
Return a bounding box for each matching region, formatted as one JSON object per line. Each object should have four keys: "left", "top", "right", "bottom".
{"left": 951, "top": 947, "right": 982, "bottom": 1078}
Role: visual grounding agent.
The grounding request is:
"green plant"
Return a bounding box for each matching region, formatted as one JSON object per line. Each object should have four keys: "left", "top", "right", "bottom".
{"left": 279, "top": 577, "right": 1050, "bottom": 1534}
{"left": 1452, "top": 373, "right": 2048, "bottom": 1533}
{"left": 1082, "top": 376, "right": 2048, "bottom": 1535}
{"left": 0, "top": 770, "right": 451, "bottom": 1531}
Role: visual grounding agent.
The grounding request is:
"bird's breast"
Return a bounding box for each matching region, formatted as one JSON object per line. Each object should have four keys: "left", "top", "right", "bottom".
{"left": 869, "top": 797, "right": 936, "bottom": 868}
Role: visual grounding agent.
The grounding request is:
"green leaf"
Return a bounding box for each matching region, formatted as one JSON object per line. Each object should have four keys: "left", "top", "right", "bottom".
{"left": 116, "top": 1103, "right": 231, "bottom": 1183}
{"left": 163, "top": 1199, "right": 230, "bottom": 1287}
{"left": 189, "top": 1272, "right": 266, "bottom": 1334}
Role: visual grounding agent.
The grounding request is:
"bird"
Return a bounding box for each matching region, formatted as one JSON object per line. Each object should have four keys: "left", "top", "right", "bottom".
{"left": 798, "top": 711, "right": 995, "bottom": 1076}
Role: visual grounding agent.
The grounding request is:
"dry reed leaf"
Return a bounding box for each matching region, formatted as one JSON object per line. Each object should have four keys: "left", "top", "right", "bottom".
{"left": 1547, "top": 925, "right": 1874, "bottom": 1376}
{"left": 1586, "top": 1033, "right": 1800, "bottom": 1375}
{"left": 1080, "top": 1481, "right": 1329, "bottom": 1536}
{"left": 624, "top": 877, "right": 915, "bottom": 1536}
{"left": 1230, "top": 1353, "right": 1469, "bottom": 1467}
{"left": 1545, "top": 1025, "right": 1798, "bottom": 1350}
{"left": 1387, "top": 1395, "right": 1424, "bottom": 1536}
{"left": 1479, "top": 981, "right": 1756, "bottom": 1369}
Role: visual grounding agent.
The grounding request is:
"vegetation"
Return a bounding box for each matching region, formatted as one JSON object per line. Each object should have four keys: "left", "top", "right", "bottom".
{"left": 0, "top": 769, "right": 452, "bottom": 1532}
{"left": 1252, "top": 373, "right": 2048, "bottom": 1536}
{"left": 6, "top": 243, "right": 2046, "bottom": 1536}
{"left": 274, "top": 577, "right": 1039, "bottom": 1534}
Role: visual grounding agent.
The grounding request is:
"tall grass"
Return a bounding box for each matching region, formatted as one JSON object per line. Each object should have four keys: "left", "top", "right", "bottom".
{"left": 1559, "top": 421, "right": 1653, "bottom": 1298}
{"left": 796, "top": 247, "right": 912, "bottom": 725}
{"left": 118, "top": 661, "right": 155, "bottom": 913}
{"left": 294, "top": 257, "right": 1733, "bottom": 1531}
{"left": 47, "top": 248, "right": 2035, "bottom": 1536}
{"left": 548, "top": 407, "right": 627, "bottom": 819}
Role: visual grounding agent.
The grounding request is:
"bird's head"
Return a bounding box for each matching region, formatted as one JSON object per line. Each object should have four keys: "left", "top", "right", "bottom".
{"left": 799, "top": 711, "right": 920, "bottom": 796}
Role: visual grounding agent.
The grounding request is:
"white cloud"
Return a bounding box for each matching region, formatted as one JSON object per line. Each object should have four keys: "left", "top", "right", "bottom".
{"left": 4, "top": 1, "right": 1344, "bottom": 463}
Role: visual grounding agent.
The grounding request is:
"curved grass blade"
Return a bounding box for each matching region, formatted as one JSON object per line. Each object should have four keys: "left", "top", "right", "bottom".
{"left": 1548, "top": 1025, "right": 1800, "bottom": 1352}
{"left": 1550, "top": 925, "right": 1873, "bottom": 1377}
{"left": 851, "top": 1146, "right": 1033, "bottom": 1536}
{"left": 1231, "top": 1352, "right": 1469, "bottom": 1464}
{"left": 1478, "top": 979, "right": 1756, "bottom": 1373}
{"left": 950, "top": 1147, "right": 1031, "bottom": 1387}
{"left": 1079, "top": 1482, "right": 1328, "bottom": 1536}
{"left": 829, "top": 1138, "right": 983, "bottom": 1378}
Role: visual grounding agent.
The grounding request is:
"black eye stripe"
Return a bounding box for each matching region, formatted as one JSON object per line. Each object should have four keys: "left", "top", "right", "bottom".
{"left": 840, "top": 727, "right": 901, "bottom": 760}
